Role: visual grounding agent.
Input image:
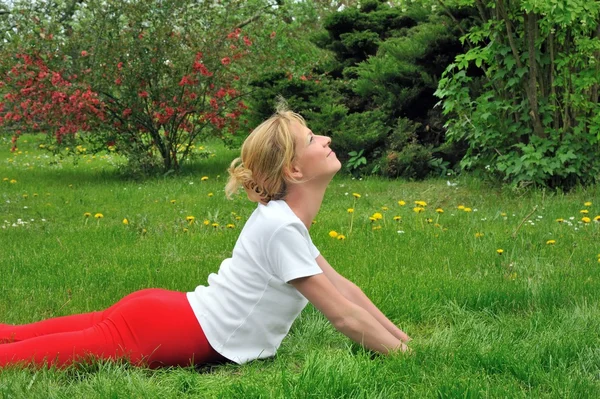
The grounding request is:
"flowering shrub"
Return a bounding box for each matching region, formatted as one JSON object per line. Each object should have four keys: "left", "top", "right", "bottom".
{"left": 0, "top": 0, "right": 271, "bottom": 174}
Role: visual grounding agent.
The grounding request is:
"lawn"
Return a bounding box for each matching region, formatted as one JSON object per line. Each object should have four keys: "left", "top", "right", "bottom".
{"left": 1, "top": 134, "right": 599, "bottom": 398}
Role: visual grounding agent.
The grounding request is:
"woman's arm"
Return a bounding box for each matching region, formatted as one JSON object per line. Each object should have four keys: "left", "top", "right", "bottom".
{"left": 316, "top": 255, "right": 411, "bottom": 343}
{"left": 290, "top": 273, "right": 408, "bottom": 354}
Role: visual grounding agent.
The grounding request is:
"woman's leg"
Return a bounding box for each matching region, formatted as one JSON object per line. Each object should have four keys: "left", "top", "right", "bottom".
{"left": 0, "top": 290, "right": 224, "bottom": 369}
{"left": 0, "top": 289, "right": 163, "bottom": 343}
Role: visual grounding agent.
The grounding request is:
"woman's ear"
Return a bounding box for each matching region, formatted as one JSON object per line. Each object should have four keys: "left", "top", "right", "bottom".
{"left": 285, "top": 163, "right": 303, "bottom": 181}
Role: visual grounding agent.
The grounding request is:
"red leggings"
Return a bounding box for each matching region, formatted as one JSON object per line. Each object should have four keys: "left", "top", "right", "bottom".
{"left": 0, "top": 289, "right": 225, "bottom": 369}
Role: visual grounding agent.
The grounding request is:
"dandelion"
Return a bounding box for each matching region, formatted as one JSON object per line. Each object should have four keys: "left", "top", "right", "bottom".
{"left": 329, "top": 230, "right": 339, "bottom": 238}
{"left": 372, "top": 225, "right": 382, "bottom": 230}
{"left": 208, "top": 193, "right": 214, "bottom": 197}
{"left": 203, "top": 219, "right": 210, "bottom": 225}
{"left": 594, "top": 216, "right": 600, "bottom": 222}
{"left": 475, "top": 232, "right": 484, "bottom": 238}
{"left": 122, "top": 218, "right": 129, "bottom": 225}
{"left": 337, "top": 235, "right": 346, "bottom": 240}
{"left": 347, "top": 208, "right": 354, "bottom": 213}
{"left": 22, "top": 194, "right": 28, "bottom": 199}
{"left": 212, "top": 223, "right": 219, "bottom": 228}
{"left": 352, "top": 193, "right": 361, "bottom": 199}
{"left": 546, "top": 239, "right": 556, "bottom": 245}
{"left": 84, "top": 212, "right": 91, "bottom": 218}
{"left": 435, "top": 208, "right": 444, "bottom": 213}
{"left": 10, "top": 179, "right": 17, "bottom": 184}
{"left": 94, "top": 213, "right": 104, "bottom": 219}
{"left": 2, "top": 178, "right": 8, "bottom": 182}
{"left": 201, "top": 176, "right": 209, "bottom": 181}
{"left": 556, "top": 218, "right": 565, "bottom": 223}
{"left": 584, "top": 201, "right": 592, "bottom": 206}
{"left": 463, "top": 207, "right": 472, "bottom": 212}
{"left": 186, "top": 216, "right": 195, "bottom": 224}
{"left": 582, "top": 217, "right": 591, "bottom": 223}
{"left": 413, "top": 207, "right": 424, "bottom": 213}
{"left": 457, "top": 205, "right": 465, "bottom": 210}
{"left": 425, "top": 218, "right": 433, "bottom": 223}
{"left": 580, "top": 209, "right": 589, "bottom": 214}
{"left": 393, "top": 216, "right": 401, "bottom": 221}
{"left": 415, "top": 200, "right": 427, "bottom": 207}
{"left": 501, "top": 212, "right": 507, "bottom": 217}
{"left": 183, "top": 228, "right": 189, "bottom": 233}
{"left": 226, "top": 224, "right": 235, "bottom": 229}
{"left": 235, "top": 216, "right": 241, "bottom": 221}
{"left": 381, "top": 206, "right": 389, "bottom": 211}
{"left": 496, "top": 249, "right": 504, "bottom": 255}
{"left": 170, "top": 200, "right": 176, "bottom": 204}
{"left": 312, "top": 220, "right": 317, "bottom": 225}
{"left": 33, "top": 193, "right": 38, "bottom": 197}
{"left": 398, "top": 200, "right": 406, "bottom": 206}
{"left": 369, "top": 217, "right": 377, "bottom": 222}
{"left": 142, "top": 228, "right": 147, "bottom": 234}
{"left": 372, "top": 212, "right": 383, "bottom": 220}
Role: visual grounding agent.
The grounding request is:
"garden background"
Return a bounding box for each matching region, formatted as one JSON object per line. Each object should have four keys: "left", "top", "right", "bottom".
{"left": 1, "top": 0, "right": 600, "bottom": 397}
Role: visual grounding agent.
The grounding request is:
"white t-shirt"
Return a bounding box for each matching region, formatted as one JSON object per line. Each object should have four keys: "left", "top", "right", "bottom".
{"left": 186, "top": 200, "right": 322, "bottom": 364}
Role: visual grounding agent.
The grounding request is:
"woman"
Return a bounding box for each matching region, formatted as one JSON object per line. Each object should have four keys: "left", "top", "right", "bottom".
{"left": 0, "top": 105, "right": 410, "bottom": 369}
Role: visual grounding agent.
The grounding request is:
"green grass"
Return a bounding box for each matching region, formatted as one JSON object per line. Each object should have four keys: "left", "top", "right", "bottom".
{"left": 1, "top": 134, "right": 600, "bottom": 398}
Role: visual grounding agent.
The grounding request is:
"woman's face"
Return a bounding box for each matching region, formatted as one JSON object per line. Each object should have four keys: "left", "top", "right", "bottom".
{"left": 290, "top": 121, "right": 341, "bottom": 183}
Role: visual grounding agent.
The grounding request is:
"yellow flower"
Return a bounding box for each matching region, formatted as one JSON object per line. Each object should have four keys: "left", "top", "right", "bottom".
{"left": 337, "top": 234, "right": 346, "bottom": 240}
{"left": 582, "top": 217, "right": 591, "bottom": 223}
{"left": 347, "top": 208, "right": 354, "bottom": 213}
{"left": 594, "top": 215, "right": 600, "bottom": 222}
{"left": 501, "top": 212, "right": 507, "bottom": 217}
{"left": 183, "top": 228, "right": 189, "bottom": 233}
{"left": 226, "top": 223, "right": 235, "bottom": 229}
{"left": 170, "top": 200, "right": 176, "bottom": 204}
{"left": 457, "top": 205, "right": 465, "bottom": 210}
{"left": 186, "top": 216, "right": 195, "bottom": 223}
{"left": 94, "top": 213, "right": 104, "bottom": 219}
{"left": 372, "top": 225, "right": 382, "bottom": 230}
{"left": 352, "top": 193, "right": 361, "bottom": 199}
{"left": 413, "top": 207, "right": 424, "bottom": 213}
{"left": 203, "top": 219, "right": 210, "bottom": 225}
{"left": 393, "top": 216, "right": 401, "bottom": 221}
{"left": 84, "top": 212, "right": 92, "bottom": 218}
{"left": 398, "top": 200, "right": 406, "bottom": 206}
{"left": 2, "top": 178, "right": 8, "bottom": 182}
{"left": 33, "top": 193, "right": 38, "bottom": 197}
{"left": 10, "top": 179, "right": 17, "bottom": 184}
{"left": 463, "top": 207, "right": 472, "bottom": 212}
{"left": 381, "top": 206, "right": 389, "bottom": 211}
{"left": 496, "top": 249, "right": 504, "bottom": 255}
{"left": 369, "top": 217, "right": 376, "bottom": 222}
{"left": 142, "top": 228, "right": 147, "bottom": 234}
{"left": 425, "top": 218, "right": 433, "bottom": 223}
{"left": 545, "top": 239, "right": 556, "bottom": 245}
{"left": 580, "top": 209, "right": 589, "bottom": 214}
{"left": 208, "top": 192, "right": 214, "bottom": 197}
{"left": 475, "top": 232, "right": 484, "bottom": 238}
{"left": 556, "top": 218, "right": 564, "bottom": 223}
{"left": 584, "top": 201, "right": 592, "bottom": 206}
{"left": 212, "top": 223, "right": 219, "bottom": 228}
{"left": 414, "top": 200, "right": 427, "bottom": 207}
{"left": 329, "top": 230, "right": 339, "bottom": 238}
{"left": 235, "top": 216, "right": 241, "bottom": 220}
{"left": 201, "top": 176, "right": 209, "bottom": 181}
{"left": 435, "top": 208, "right": 444, "bottom": 213}
{"left": 372, "top": 212, "right": 383, "bottom": 220}
{"left": 22, "top": 194, "right": 28, "bottom": 199}
{"left": 312, "top": 220, "right": 317, "bottom": 225}
{"left": 122, "top": 218, "right": 129, "bottom": 225}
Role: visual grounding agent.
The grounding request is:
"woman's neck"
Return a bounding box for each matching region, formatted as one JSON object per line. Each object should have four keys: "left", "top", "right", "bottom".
{"left": 284, "top": 185, "right": 327, "bottom": 230}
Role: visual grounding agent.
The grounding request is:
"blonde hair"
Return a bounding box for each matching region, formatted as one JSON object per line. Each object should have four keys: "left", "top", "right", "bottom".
{"left": 225, "top": 102, "right": 306, "bottom": 203}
